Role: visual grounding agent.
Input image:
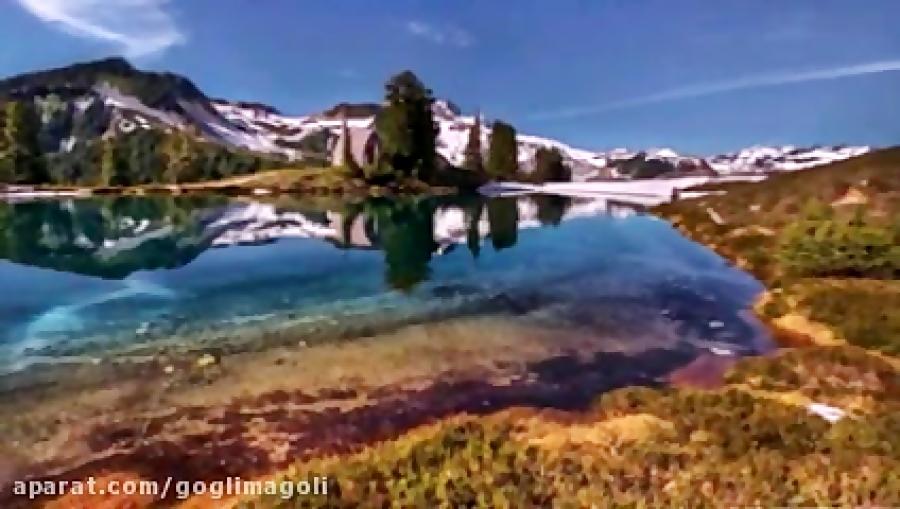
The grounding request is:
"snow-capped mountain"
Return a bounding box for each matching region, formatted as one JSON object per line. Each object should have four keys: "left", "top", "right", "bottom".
{"left": 213, "top": 98, "right": 870, "bottom": 179}
{"left": 1, "top": 58, "right": 870, "bottom": 181}
{"left": 706, "top": 145, "right": 870, "bottom": 174}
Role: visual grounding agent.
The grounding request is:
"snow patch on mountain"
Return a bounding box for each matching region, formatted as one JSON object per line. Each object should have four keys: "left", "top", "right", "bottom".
{"left": 210, "top": 99, "right": 869, "bottom": 179}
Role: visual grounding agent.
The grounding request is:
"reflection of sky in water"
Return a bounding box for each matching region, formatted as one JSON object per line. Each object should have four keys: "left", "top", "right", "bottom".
{"left": 0, "top": 196, "right": 766, "bottom": 368}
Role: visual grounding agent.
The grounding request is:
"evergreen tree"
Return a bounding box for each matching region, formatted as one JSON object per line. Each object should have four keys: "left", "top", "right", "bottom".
{"left": 0, "top": 105, "right": 13, "bottom": 183}
{"left": 1, "top": 100, "right": 47, "bottom": 184}
{"left": 98, "top": 140, "right": 116, "bottom": 186}
{"left": 531, "top": 147, "right": 571, "bottom": 183}
{"left": 463, "top": 113, "right": 483, "bottom": 173}
{"left": 374, "top": 70, "right": 438, "bottom": 181}
{"left": 486, "top": 120, "right": 518, "bottom": 180}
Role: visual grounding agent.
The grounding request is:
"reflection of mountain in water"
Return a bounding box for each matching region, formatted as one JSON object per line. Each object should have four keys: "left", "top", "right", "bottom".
{"left": 0, "top": 196, "right": 226, "bottom": 279}
{"left": 0, "top": 195, "right": 641, "bottom": 288}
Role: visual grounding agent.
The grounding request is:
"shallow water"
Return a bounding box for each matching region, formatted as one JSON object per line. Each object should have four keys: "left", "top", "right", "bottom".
{"left": 0, "top": 193, "right": 772, "bottom": 498}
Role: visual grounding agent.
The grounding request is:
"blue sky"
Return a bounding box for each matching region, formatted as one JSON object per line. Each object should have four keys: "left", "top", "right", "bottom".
{"left": 2, "top": 0, "right": 899, "bottom": 154}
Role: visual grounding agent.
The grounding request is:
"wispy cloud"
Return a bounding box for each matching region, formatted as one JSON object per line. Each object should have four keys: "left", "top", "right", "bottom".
{"left": 530, "top": 58, "right": 900, "bottom": 120}
{"left": 15, "top": 0, "right": 184, "bottom": 58}
{"left": 406, "top": 20, "right": 473, "bottom": 47}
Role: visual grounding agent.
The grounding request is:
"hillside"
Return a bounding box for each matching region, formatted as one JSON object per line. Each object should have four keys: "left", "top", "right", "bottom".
{"left": 655, "top": 147, "right": 900, "bottom": 354}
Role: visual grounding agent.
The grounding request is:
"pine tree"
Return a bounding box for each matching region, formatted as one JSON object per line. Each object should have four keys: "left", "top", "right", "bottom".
{"left": 2, "top": 100, "right": 47, "bottom": 184}
{"left": 0, "top": 105, "right": 13, "bottom": 183}
{"left": 374, "top": 70, "right": 438, "bottom": 181}
{"left": 463, "top": 113, "right": 483, "bottom": 173}
{"left": 98, "top": 139, "right": 116, "bottom": 186}
{"left": 531, "top": 147, "right": 571, "bottom": 183}
{"left": 486, "top": 120, "right": 518, "bottom": 180}
{"left": 160, "top": 131, "right": 198, "bottom": 184}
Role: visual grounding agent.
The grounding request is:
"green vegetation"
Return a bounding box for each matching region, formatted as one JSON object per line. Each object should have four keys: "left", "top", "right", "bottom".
{"left": 463, "top": 114, "right": 484, "bottom": 174}
{"left": 763, "top": 279, "right": 900, "bottom": 355}
{"left": 0, "top": 100, "right": 47, "bottom": 183}
{"left": 373, "top": 70, "right": 439, "bottom": 183}
{"left": 486, "top": 120, "right": 518, "bottom": 180}
{"left": 778, "top": 201, "right": 898, "bottom": 279}
{"left": 529, "top": 146, "right": 571, "bottom": 184}
{"left": 655, "top": 147, "right": 900, "bottom": 353}
{"left": 0, "top": 97, "right": 275, "bottom": 187}
{"left": 52, "top": 129, "right": 271, "bottom": 187}
{"left": 242, "top": 347, "right": 899, "bottom": 509}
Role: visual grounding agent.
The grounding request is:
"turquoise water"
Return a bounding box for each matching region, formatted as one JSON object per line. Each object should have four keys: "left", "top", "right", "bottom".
{"left": 0, "top": 194, "right": 769, "bottom": 371}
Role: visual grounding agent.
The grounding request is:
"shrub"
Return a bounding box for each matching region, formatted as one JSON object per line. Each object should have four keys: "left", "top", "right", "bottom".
{"left": 778, "top": 201, "right": 899, "bottom": 279}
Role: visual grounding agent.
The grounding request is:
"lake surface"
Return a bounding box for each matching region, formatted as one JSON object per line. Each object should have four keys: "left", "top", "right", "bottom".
{"left": 0, "top": 193, "right": 772, "bottom": 498}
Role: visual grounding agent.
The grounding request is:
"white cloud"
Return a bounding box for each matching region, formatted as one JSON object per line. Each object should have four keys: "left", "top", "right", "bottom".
{"left": 16, "top": 0, "right": 184, "bottom": 58}
{"left": 406, "top": 20, "right": 473, "bottom": 48}
{"left": 530, "top": 58, "right": 900, "bottom": 120}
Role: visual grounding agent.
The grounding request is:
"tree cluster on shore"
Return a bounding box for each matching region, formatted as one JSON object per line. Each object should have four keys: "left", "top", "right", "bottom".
{"left": 364, "top": 70, "right": 572, "bottom": 186}
{"left": 0, "top": 99, "right": 270, "bottom": 187}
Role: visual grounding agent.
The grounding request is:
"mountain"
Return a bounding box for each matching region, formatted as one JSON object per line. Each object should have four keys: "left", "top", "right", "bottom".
{"left": 0, "top": 58, "right": 871, "bottom": 185}
{"left": 0, "top": 57, "right": 288, "bottom": 157}
{"left": 214, "top": 98, "right": 870, "bottom": 180}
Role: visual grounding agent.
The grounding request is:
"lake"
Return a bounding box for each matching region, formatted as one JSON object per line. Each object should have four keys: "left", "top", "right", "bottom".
{"left": 0, "top": 193, "right": 772, "bottom": 497}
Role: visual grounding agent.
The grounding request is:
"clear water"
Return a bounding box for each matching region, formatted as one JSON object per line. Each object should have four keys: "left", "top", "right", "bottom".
{"left": 0, "top": 193, "right": 779, "bottom": 493}
{"left": 0, "top": 194, "right": 769, "bottom": 372}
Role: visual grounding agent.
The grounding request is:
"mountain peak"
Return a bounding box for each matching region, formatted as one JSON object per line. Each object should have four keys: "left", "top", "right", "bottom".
{"left": 0, "top": 56, "right": 206, "bottom": 107}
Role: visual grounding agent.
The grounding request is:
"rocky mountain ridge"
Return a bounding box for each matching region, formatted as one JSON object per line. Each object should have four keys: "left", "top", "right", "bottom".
{"left": 0, "top": 58, "right": 870, "bottom": 182}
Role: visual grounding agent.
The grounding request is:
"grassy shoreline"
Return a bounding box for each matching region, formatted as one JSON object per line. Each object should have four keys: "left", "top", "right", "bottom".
{"left": 0, "top": 167, "right": 462, "bottom": 199}
{"left": 654, "top": 147, "right": 899, "bottom": 354}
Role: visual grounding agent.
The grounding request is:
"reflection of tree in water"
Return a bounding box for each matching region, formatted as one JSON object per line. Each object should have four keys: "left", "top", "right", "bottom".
{"left": 0, "top": 194, "right": 559, "bottom": 288}
{"left": 367, "top": 198, "right": 438, "bottom": 291}
{"left": 487, "top": 197, "right": 518, "bottom": 251}
{"left": 0, "top": 196, "right": 221, "bottom": 278}
{"left": 533, "top": 194, "right": 571, "bottom": 227}
{"left": 465, "top": 200, "right": 483, "bottom": 259}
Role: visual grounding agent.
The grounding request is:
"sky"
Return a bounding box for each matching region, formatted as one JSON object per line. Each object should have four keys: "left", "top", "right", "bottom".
{"left": 1, "top": 0, "right": 899, "bottom": 154}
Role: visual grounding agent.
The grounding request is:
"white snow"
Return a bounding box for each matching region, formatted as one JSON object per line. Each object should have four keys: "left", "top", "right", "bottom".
{"left": 479, "top": 175, "right": 766, "bottom": 206}
{"left": 807, "top": 403, "right": 847, "bottom": 423}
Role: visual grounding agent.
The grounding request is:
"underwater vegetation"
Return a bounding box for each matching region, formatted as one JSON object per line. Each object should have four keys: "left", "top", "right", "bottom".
{"left": 238, "top": 346, "right": 898, "bottom": 508}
